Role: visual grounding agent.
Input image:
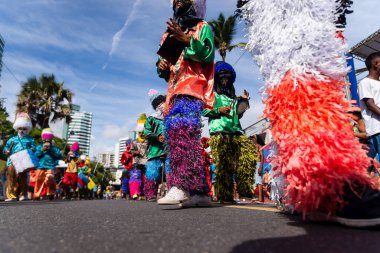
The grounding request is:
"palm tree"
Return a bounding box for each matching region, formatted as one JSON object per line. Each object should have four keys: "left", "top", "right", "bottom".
{"left": 209, "top": 13, "right": 246, "bottom": 62}
{"left": 16, "top": 74, "right": 74, "bottom": 129}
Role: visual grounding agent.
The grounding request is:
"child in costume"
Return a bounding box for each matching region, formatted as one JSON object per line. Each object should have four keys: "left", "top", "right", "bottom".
{"left": 203, "top": 61, "right": 257, "bottom": 203}
{"left": 144, "top": 90, "right": 170, "bottom": 202}
{"left": 130, "top": 114, "right": 149, "bottom": 200}
{"left": 3, "top": 113, "right": 36, "bottom": 201}
{"left": 120, "top": 139, "right": 133, "bottom": 198}
{"left": 34, "top": 128, "right": 61, "bottom": 200}
{"left": 62, "top": 143, "right": 80, "bottom": 199}
{"left": 156, "top": 0, "right": 215, "bottom": 206}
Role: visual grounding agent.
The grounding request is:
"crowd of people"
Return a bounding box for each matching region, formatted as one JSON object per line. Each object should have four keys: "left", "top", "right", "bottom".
{"left": 0, "top": 115, "right": 103, "bottom": 201}
{"left": 1, "top": 0, "right": 380, "bottom": 228}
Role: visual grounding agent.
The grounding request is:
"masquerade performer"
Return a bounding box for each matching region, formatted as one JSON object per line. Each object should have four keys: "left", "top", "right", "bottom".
{"left": 203, "top": 61, "right": 257, "bottom": 202}
{"left": 34, "top": 128, "right": 61, "bottom": 200}
{"left": 201, "top": 137, "right": 213, "bottom": 197}
{"left": 77, "top": 155, "right": 90, "bottom": 199}
{"left": 156, "top": 0, "right": 215, "bottom": 206}
{"left": 130, "top": 114, "right": 149, "bottom": 200}
{"left": 62, "top": 142, "right": 80, "bottom": 199}
{"left": 144, "top": 90, "right": 170, "bottom": 202}
{"left": 120, "top": 139, "right": 133, "bottom": 198}
{"left": 241, "top": 0, "right": 380, "bottom": 227}
{"left": 3, "top": 113, "right": 36, "bottom": 201}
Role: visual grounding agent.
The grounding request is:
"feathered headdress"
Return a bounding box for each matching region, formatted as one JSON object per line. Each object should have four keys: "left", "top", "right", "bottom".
{"left": 41, "top": 128, "right": 54, "bottom": 140}
{"left": 148, "top": 89, "right": 166, "bottom": 110}
{"left": 13, "top": 112, "right": 33, "bottom": 131}
{"left": 136, "top": 113, "right": 147, "bottom": 133}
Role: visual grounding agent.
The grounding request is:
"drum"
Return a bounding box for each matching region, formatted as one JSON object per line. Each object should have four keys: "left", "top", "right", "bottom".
{"left": 236, "top": 98, "right": 250, "bottom": 116}
{"left": 10, "top": 149, "right": 39, "bottom": 173}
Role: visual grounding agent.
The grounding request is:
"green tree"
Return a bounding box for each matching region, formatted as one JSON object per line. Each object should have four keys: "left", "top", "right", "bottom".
{"left": 0, "top": 102, "right": 15, "bottom": 162}
{"left": 0, "top": 102, "right": 15, "bottom": 140}
{"left": 16, "top": 74, "right": 74, "bottom": 129}
{"left": 208, "top": 13, "right": 246, "bottom": 62}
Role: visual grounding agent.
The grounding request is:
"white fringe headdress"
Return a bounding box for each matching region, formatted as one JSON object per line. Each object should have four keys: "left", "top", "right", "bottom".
{"left": 170, "top": 0, "right": 206, "bottom": 19}
{"left": 13, "top": 112, "right": 33, "bottom": 132}
{"left": 241, "top": 0, "right": 349, "bottom": 86}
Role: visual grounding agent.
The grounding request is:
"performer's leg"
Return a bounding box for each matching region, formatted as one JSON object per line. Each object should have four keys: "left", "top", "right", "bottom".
{"left": 17, "top": 172, "right": 28, "bottom": 199}
{"left": 210, "top": 135, "right": 234, "bottom": 202}
{"left": 34, "top": 169, "right": 46, "bottom": 199}
{"left": 144, "top": 159, "right": 161, "bottom": 200}
{"left": 129, "top": 166, "right": 141, "bottom": 199}
{"left": 164, "top": 96, "right": 204, "bottom": 193}
{"left": 164, "top": 156, "right": 171, "bottom": 189}
{"left": 45, "top": 170, "right": 56, "bottom": 199}
{"left": 6, "top": 165, "right": 17, "bottom": 200}
{"left": 234, "top": 135, "right": 257, "bottom": 198}
{"left": 139, "top": 165, "right": 146, "bottom": 198}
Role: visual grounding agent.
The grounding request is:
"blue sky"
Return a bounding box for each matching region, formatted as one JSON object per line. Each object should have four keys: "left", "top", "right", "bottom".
{"left": 0, "top": 0, "right": 378, "bottom": 156}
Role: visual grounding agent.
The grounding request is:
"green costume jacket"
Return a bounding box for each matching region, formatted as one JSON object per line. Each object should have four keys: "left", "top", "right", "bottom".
{"left": 203, "top": 93, "right": 243, "bottom": 134}
{"left": 144, "top": 116, "right": 166, "bottom": 160}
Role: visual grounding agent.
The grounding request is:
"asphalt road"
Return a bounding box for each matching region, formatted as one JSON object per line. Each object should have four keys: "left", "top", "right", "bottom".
{"left": 0, "top": 200, "right": 379, "bottom": 253}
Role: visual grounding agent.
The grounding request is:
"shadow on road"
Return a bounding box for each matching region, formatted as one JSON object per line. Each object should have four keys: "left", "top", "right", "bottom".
{"left": 160, "top": 205, "right": 224, "bottom": 211}
{"left": 230, "top": 213, "right": 380, "bottom": 253}
{"left": 0, "top": 200, "right": 65, "bottom": 207}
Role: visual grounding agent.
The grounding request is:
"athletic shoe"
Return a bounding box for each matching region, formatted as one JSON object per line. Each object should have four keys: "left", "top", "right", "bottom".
{"left": 180, "top": 195, "right": 212, "bottom": 208}
{"left": 309, "top": 186, "right": 380, "bottom": 228}
{"left": 19, "top": 196, "right": 28, "bottom": 201}
{"left": 5, "top": 198, "right": 17, "bottom": 202}
{"left": 157, "top": 186, "right": 189, "bottom": 205}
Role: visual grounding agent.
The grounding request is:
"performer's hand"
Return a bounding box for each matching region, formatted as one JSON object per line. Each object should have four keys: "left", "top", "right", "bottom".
{"left": 218, "top": 107, "right": 231, "bottom": 116}
{"left": 167, "top": 18, "right": 191, "bottom": 46}
{"left": 5, "top": 150, "right": 10, "bottom": 156}
{"left": 242, "top": 89, "right": 250, "bottom": 100}
{"left": 158, "top": 59, "right": 170, "bottom": 71}
{"left": 158, "top": 134, "right": 165, "bottom": 143}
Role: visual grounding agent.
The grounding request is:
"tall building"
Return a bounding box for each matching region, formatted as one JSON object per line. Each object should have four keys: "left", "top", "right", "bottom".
{"left": 115, "top": 137, "right": 129, "bottom": 168}
{"left": 114, "top": 131, "right": 136, "bottom": 168}
{"left": 96, "top": 152, "right": 115, "bottom": 168}
{"left": 63, "top": 104, "right": 93, "bottom": 156}
{"left": 0, "top": 34, "right": 4, "bottom": 80}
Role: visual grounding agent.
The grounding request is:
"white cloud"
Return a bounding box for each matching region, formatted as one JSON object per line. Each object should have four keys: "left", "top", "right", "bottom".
{"left": 103, "top": 0, "right": 143, "bottom": 69}
{"left": 103, "top": 124, "right": 129, "bottom": 139}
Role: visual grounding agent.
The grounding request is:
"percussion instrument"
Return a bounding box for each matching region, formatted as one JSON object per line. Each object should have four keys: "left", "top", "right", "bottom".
{"left": 236, "top": 97, "right": 250, "bottom": 116}
{"left": 10, "top": 149, "right": 39, "bottom": 173}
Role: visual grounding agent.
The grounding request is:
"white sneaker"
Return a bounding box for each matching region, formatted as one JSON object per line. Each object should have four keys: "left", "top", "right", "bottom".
{"left": 180, "top": 195, "right": 212, "bottom": 208}
{"left": 5, "top": 198, "right": 17, "bottom": 202}
{"left": 157, "top": 187, "right": 189, "bottom": 205}
{"left": 19, "top": 196, "right": 28, "bottom": 201}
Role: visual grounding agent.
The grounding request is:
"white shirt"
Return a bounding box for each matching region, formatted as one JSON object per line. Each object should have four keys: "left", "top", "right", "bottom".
{"left": 358, "top": 77, "right": 380, "bottom": 136}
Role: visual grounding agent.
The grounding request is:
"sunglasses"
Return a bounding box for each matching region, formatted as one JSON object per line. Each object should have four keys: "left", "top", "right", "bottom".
{"left": 18, "top": 128, "right": 27, "bottom": 131}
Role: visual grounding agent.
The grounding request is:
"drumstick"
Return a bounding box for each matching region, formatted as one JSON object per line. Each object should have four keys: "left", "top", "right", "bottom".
{"left": 7, "top": 142, "right": 14, "bottom": 156}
